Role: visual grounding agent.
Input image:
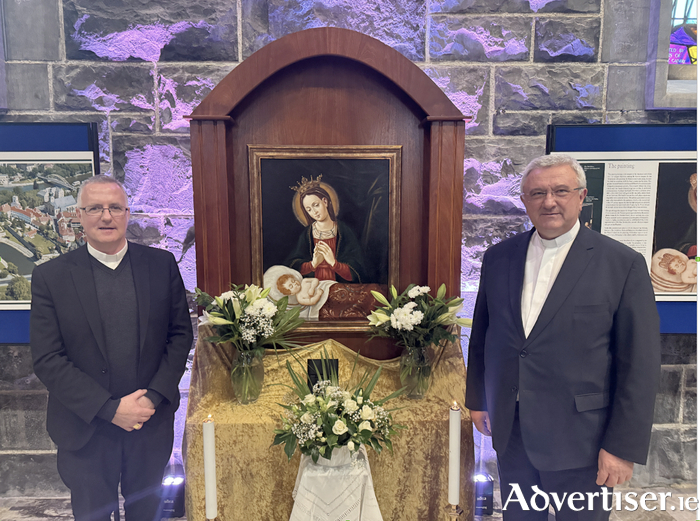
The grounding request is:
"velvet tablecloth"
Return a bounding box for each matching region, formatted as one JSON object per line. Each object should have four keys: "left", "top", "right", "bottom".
{"left": 184, "top": 326, "right": 474, "bottom": 521}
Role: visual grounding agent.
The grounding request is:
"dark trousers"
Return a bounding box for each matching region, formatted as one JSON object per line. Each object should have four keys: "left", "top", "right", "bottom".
{"left": 57, "top": 414, "right": 174, "bottom": 521}
{"left": 497, "top": 407, "right": 611, "bottom": 521}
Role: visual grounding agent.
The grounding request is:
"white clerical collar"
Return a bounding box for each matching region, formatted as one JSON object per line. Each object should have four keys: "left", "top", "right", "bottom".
{"left": 535, "top": 219, "right": 580, "bottom": 250}
{"left": 87, "top": 241, "right": 128, "bottom": 270}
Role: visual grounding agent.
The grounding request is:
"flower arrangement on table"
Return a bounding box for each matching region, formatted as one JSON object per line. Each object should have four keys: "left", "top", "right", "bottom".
{"left": 195, "top": 284, "right": 304, "bottom": 404}
{"left": 366, "top": 283, "right": 472, "bottom": 398}
{"left": 272, "top": 355, "right": 405, "bottom": 464}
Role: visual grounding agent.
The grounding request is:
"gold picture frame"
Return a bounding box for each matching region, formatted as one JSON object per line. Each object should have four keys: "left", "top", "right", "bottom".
{"left": 249, "top": 145, "right": 401, "bottom": 333}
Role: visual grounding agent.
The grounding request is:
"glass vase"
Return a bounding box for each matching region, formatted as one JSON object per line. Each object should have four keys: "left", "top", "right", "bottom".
{"left": 399, "top": 348, "right": 431, "bottom": 399}
{"left": 230, "top": 350, "right": 264, "bottom": 405}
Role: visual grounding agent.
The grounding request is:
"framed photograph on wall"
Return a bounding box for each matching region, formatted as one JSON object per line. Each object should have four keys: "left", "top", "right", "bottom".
{"left": 248, "top": 145, "right": 401, "bottom": 331}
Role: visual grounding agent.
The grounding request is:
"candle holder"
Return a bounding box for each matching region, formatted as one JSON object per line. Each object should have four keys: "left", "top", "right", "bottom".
{"left": 446, "top": 504, "right": 464, "bottom": 519}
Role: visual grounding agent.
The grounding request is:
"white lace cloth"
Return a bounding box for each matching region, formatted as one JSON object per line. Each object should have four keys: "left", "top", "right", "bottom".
{"left": 290, "top": 445, "right": 384, "bottom": 521}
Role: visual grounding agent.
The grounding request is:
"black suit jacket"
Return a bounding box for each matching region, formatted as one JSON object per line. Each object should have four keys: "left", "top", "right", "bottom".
{"left": 466, "top": 226, "right": 660, "bottom": 471}
{"left": 30, "top": 243, "right": 193, "bottom": 451}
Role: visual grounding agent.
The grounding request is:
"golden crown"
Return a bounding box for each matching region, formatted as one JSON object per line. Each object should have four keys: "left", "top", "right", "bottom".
{"left": 290, "top": 174, "right": 323, "bottom": 193}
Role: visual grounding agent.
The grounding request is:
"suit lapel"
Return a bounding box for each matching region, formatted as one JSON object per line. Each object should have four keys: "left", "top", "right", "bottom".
{"left": 70, "top": 247, "right": 108, "bottom": 361}
{"left": 509, "top": 230, "right": 532, "bottom": 343}
{"left": 524, "top": 226, "right": 596, "bottom": 346}
{"left": 129, "top": 243, "right": 151, "bottom": 354}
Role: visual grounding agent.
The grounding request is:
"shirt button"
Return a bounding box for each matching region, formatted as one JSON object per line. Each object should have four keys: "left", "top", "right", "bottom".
{"left": 520, "top": 350, "right": 528, "bottom": 358}
{"left": 101, "top": 369, "right": 107, "bottom": 374}
{"left": 511, "top": 386, "right": 518, "bottom": 393}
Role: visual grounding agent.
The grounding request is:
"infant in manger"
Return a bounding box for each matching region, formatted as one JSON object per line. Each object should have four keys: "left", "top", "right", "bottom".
{"left": 263, "top": 265, "right": 337, "bottom": 320}
{"left": 278, "top": 274, "right": 322, "bottom": 306}
{"left": 650, "top": 248, "right": 697, "bottom": 293}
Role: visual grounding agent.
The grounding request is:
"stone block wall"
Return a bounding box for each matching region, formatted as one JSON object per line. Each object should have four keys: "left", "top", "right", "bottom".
{"left": 0, "top": 0, "right": 696, "bottom": 496}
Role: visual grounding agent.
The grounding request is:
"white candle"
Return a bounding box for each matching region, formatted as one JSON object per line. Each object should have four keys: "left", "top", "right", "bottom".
{"left": 203, "top": 416, "right": 217, "bottom": 520}
{"left": 448, "top": 402, "right": 461, "bottom": 506}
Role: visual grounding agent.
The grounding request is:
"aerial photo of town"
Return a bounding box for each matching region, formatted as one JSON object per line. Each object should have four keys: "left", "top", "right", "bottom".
{"left": 0, "top": 158, "right": 94, "bottom": 302}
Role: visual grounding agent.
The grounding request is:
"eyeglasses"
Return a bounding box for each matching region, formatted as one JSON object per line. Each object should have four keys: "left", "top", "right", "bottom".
{"left": 522, "top": 187, "right": 584, "bottom": 202}
{"left": 79, "top": 205, "right": 129, "bottom": 217}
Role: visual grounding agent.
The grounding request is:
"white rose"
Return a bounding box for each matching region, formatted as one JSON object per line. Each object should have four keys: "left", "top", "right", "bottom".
{"left": 358, "top": 421, "right": 373, "bottom": 432}
{"left": 300, "top": 412, "right": 314, "bottom": 424}
{"left": 302, "top": 394, "right": 316, "bottom": 406}
{"left": 342, "top": 391, "right": 351, "bottom": 401}
{"left": 360, "top": 405, "right": 375, "bottom": 420}
{"left": 347, "top": 441, "right": 355, "bottom": 451}
{"left": 344, "top": 399, "right": 358, "bottom": 412}
{"left": 316, "top": 431, "right": 323, "bottom": 438}
{"left": 332, "top": 420, "right": 348, "bottom": 435}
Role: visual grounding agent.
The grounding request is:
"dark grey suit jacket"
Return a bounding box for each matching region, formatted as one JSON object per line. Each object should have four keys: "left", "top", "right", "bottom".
{"left": 30, "top": 242, "right": 193, "bottom": 451}
{"left": 466, "top": 226, "right": 660, "bottom": 471}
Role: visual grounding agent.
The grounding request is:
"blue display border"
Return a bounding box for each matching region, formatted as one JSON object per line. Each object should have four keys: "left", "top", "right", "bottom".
{"left": 0, "top": 122, "right": 100, "bottom": 344}
{"left": 547, "top": 123, "right": 697, "bottom": 334}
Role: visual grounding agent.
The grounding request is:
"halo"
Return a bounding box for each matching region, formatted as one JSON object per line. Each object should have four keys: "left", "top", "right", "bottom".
{"left": 292, "top": 181, "right": 340, "bottom": 225}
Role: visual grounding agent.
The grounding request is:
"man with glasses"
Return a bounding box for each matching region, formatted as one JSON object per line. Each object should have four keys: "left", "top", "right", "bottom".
{"left": 30, "top": 175, "right": 193, "bottom": 521}
{"left": 466, "top": 155, "right": 660, "bottom": 520}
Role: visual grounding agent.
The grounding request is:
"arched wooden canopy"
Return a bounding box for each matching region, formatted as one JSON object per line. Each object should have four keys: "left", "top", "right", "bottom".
{"left": 189, "top": 27, "right": 465, "bottom": 121}
{"left": 188, "top": 27, "right": 466, "bottom": 357}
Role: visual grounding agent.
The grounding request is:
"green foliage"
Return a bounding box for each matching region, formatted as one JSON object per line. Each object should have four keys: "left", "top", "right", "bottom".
{"left": 195, "top": 284, "right": 304, "bottom": 354}
{"left": 272, "top": 349, "right": 405, "bottom": 464}
{"left": 367, "top": 283, "right": 471, "bottom": 352}
{"left": 5, "top": 276, "right": 31, "bottom": 300}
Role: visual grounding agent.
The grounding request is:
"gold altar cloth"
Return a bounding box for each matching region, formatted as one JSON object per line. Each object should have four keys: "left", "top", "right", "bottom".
{"left": 184, "top": 326, "right": 475, "bottom": 521}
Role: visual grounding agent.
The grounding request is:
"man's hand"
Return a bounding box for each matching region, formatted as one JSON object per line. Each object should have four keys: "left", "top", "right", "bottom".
{"left": 137, "top": 395, "right": 155, "bottom": 410}
{"left": 596, "top": 448, "right": 633, "bottom": 487}
{"left": 112, "top": 389, "right": 156, "bottom": 432}
{"left": 470, "top": 410, "right": 492, "bottom": 436}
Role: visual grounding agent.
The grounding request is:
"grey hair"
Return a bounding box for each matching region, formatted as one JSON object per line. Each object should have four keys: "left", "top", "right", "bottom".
{"left": 520, "top": 154, "right": 587, "bottom": 193}
{"left": 77, "top": 175, "right": 128, "bottom": 207}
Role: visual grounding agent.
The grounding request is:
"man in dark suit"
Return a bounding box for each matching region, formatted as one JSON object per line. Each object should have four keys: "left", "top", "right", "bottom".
{"left": 466, "top": 155, "right": 660, "bottom": 520}
{"left": 31, "top": 175, "right": 193, "bottom": 521}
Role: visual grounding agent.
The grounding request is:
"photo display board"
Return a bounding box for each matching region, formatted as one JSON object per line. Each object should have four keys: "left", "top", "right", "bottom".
{"left": 0, "top": 123, "right": 100, "bottom": 343}
{"left": 547, "top": 124, "right": 697, "bottom": 333}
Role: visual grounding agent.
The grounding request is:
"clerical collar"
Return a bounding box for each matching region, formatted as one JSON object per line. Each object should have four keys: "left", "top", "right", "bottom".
{"left": 87, "top": 241, "right": 129, "bottom": 270}
{"left": 535, "top": 219, "right": 580, "bottom": 249}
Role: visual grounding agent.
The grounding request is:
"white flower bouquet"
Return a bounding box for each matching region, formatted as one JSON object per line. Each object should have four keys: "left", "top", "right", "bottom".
{"left": 195, "top": 284, "right": 304, "bottom": 404}
{"left": 195, "top": 284, "right": 304, "bottom": 354}
{"left": 272, "top": 355, "right": 405, "bottom": 463}
{"left": 366, "top": 283, "right": 472, "bottom": 397}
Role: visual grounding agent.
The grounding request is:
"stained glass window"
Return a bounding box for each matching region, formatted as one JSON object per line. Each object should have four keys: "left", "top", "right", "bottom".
{"left": 670, "top": 0, "right": 697, "bottom": 64}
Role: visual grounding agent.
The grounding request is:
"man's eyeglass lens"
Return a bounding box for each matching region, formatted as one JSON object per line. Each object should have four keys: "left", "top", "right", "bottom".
{"left": 83, "top": 205, "right": 127, "bottom": 216}
{"left": 524, "top": 188, "right": 582, "bottom": 201}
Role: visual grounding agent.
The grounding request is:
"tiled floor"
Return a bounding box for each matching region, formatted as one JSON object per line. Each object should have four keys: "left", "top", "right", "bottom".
{"left": 0, "top": 485, "right": 696, "bottom": 520}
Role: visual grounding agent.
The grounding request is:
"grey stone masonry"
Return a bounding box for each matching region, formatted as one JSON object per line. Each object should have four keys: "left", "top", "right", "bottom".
{"left": 534, "top": 18, "right": 600, "bottom": 63}
{"left": 601, "top": 0, "right": 650, "bottom": 63}
{"left": 495, "top": 66, "right": 605, "bottom": 110}
{"left": 429, "top": 0, "right": 601, "bottom": 14}
{"left": 4, "top": 64, "right": 50, "bottom": 110}
{"left": 429, "top": 17, "right": 531, "bottom": 62}
{"left": 242, "top": 0, "right": 426, "bottom": 60}
{"left": 0, "top": 454, "right": 66, "bottom": 497}
{"left": 493, "top": 112, "right": 549, "bottom": 136}
{"left": 631, "top": 426, "right": 696, "bottom": 487}
{"left": 2, "top": 0, "right": 61, "bottom": 61}
{"left": 53, "top": 64, "right": 156, "bottom": 113}
{"left": 422, "top": 66, "right": 490, "bottom": 135}
{"left": 653, "top": 366, "right": 683, "bottom": 424}
{"left": 606, "top": 66, "right": 647, "bottom": 111}
{"left": 62, "top": 0, "right": 238, "bottom": 62}
{"left": 157, "top": 65, "right": 233, "bottom": 133}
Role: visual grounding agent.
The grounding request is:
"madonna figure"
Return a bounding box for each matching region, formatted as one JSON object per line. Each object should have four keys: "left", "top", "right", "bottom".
{"left": 285, "top": 175, "right": 367, "bottom": 283}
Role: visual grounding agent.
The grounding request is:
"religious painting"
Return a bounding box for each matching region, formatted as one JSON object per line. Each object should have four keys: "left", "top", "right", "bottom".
{"left": 249, "top": 146, "right": 400, "bottom": 331}
{"left": 650, "top": 162, "right": 697, "bottom": 295}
